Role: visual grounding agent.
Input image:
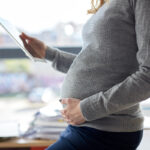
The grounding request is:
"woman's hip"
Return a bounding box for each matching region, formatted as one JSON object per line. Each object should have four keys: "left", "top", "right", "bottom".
{"left": 60, "top": 125, "right": 143, "bottom": 150}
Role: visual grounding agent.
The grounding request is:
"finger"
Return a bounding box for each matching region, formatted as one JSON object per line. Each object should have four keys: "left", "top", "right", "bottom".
{"left": 20, "top": 33, "right": 29, "bottom": 41}
{"left": 21, "top": 39, "right": 37, "bottom": 57}
{"left": 61, "top": 111, "right": 70, "bottom": 120}
{"left": 24, "top": 38, "right": 43, "bottom": 58}
{"left": 61, "top": 112, "right": 69, "bottom": 120}
{"left": 60, "top": 111, "right": 65, "bottom": 117}
{"left": 69, "top": 122, "right": 76, "bottom": 125}
{"left": 20, "top": 36, "right": 30, "bottom": 49}
{"left": 60, "top": 110, "right": 65, "bottom": 116}
{"left": 27, "top": 44, "right": 41, "bottom": 58}
{"left": 69, "top": 120, "right": 79, "bottom": 125}
{"left": 60, "top": 109, "right": 67, "bottom": 114}
{"left": 22, "top": 32, "right": 34, "bottom": 41}
{"left": 20, "top": 36, "right": 41, "bottom": 58}
{"left": 19, "top": 34, "right": 24, "bottom": 40}
{"left": 20, "top": 35, "right": 26, "bottom": 43}
{"left": 64, "top": 118, "right": 72, "bottom": 123}
{"left": 61, "top": 99, "right": 69, "bottom": 105}
{"left": 20, "top": 34, "right": 33, "bottom": 46}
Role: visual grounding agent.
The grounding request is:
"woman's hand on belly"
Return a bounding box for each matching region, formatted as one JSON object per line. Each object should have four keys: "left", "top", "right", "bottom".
{"left": 60, "top": 98, "right": 86, "bottom": 125}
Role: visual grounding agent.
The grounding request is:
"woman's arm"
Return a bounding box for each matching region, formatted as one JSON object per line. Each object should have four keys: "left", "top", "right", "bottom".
{"left": 20, "top": 32, "right": 77, "bottom": 73}
{"left": 45, "top": 46, "right": 77, "bottom": 73}
{"left": 80, "top": 0, "right": 150, "bottom": 121}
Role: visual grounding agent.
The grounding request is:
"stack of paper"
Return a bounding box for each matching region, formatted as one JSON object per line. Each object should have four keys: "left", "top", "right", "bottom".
{"left": 23, "top": 101, "right": 67, "bottom": 140}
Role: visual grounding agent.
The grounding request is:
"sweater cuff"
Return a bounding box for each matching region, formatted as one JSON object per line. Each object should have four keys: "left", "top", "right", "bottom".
{"left": 80, "top": 97, "right": 95, "bottom": 121}
{"left": 45, "top": 46, "right": 57, "bottom": 61}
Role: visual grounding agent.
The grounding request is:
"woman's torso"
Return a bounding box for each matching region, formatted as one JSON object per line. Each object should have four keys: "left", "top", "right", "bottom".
{"left": 60, "top": 0, "right": 144, "bottom": 132}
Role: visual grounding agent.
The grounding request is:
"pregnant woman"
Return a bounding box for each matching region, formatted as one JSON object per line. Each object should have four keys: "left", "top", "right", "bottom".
{"left": 20, "top": 0, "right": 150, "bottom": 149}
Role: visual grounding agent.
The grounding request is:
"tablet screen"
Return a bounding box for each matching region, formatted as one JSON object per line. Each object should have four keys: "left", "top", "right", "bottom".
{"left": 0, "top": 17, "right": 46, "bottom": 62}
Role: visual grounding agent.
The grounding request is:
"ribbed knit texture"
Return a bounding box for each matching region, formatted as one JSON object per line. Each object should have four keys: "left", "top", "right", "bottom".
{"left": 45, "top": 0, "right": 150, "bottom": 132}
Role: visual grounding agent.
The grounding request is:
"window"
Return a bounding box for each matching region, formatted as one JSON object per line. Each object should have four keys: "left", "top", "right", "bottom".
{"left": 0, "top": 59, "right": 65, "bottom": 120}
{"left": 0, "top": 0, "right": 91, "bottom": 129}
{"left": 0, "top": 0, "right": 91, "bottom": 48}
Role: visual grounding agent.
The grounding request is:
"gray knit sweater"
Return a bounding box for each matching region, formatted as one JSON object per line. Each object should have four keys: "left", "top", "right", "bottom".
{"left": 45, "top": 0, "right": 150, "bottom": 132}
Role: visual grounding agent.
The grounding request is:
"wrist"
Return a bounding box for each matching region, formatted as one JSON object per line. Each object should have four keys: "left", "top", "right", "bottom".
{"left": 45, "top": 46, "right": 57, "bottom": 61}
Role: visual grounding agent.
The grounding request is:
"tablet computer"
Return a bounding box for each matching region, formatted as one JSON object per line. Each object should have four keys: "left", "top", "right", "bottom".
{"left": 0, "top": 17, "right": 46, "bottom": 62}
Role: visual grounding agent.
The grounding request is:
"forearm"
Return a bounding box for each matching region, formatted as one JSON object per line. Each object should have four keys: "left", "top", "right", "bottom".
{"left": 45, "top": 46, "right": 77, "bottom": 73}
{"left": 80, "top": 67, "right": 150, "bottom": 121}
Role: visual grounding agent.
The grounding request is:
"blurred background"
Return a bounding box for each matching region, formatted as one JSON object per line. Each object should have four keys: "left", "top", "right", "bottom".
{"left": 0, "top": 0, "right": 150, "bottom": 130}
{"left": 0, "top": 0, "right": 92, "bottom": 126}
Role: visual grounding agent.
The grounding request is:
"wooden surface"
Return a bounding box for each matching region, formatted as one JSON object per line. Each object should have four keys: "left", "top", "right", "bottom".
{"left": 0, "top": 138, "right": 56, "bottom": 148}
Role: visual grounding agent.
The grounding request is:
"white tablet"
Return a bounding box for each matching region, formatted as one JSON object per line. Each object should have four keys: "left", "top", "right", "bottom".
{"left": 0, "top": 17, "right": 46, "bottom": 62}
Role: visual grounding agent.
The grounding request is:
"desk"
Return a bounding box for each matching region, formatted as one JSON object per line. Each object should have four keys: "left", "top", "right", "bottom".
{"left": 0, "top": 138, "right": 56, "bottom": 150}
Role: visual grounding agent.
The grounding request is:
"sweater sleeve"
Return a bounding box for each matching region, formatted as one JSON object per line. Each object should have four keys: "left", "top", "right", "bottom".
{"left": 45, "top": 46, "right": 77, "bottom": 73}
{"left": 80, "top": 0, "right": 150, "bottom": 121}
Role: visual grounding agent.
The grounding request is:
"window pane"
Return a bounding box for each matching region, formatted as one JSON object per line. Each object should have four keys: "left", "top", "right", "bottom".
{"left": 0, "top": 58, "right": 65, "bottom": 125}
{"left": 0, "top": 0, "right": 91, "bottom": 130}
{"left": 0, "top": 0, "right": 91, "bottom": 48}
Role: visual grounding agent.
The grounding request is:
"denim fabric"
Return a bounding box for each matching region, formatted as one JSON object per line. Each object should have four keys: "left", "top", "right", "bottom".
{"left": 46, "top": 125, "right": 143, "bottom": 150}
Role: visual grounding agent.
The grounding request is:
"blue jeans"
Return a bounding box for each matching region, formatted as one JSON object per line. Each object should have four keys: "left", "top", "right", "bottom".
{"left": 46, "top": 125, "right": 143, "bottom": 150}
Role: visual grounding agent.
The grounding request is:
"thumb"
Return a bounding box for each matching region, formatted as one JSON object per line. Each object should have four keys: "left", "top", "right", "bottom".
{"left": 61, "top": 99, "right": 69, "bottom": 105}
{"left": 22, "top": 32, "right": 34, "bottom": 41}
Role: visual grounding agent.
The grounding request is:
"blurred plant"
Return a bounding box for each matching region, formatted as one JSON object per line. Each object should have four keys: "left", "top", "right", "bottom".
{"left": 4, "top": 59, "right": 31, "bottom": 73}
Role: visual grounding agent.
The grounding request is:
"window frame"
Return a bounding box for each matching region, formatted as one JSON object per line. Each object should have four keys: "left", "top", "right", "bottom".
{"left": 0, "top": 47, "right": 81, "bottom": 59}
